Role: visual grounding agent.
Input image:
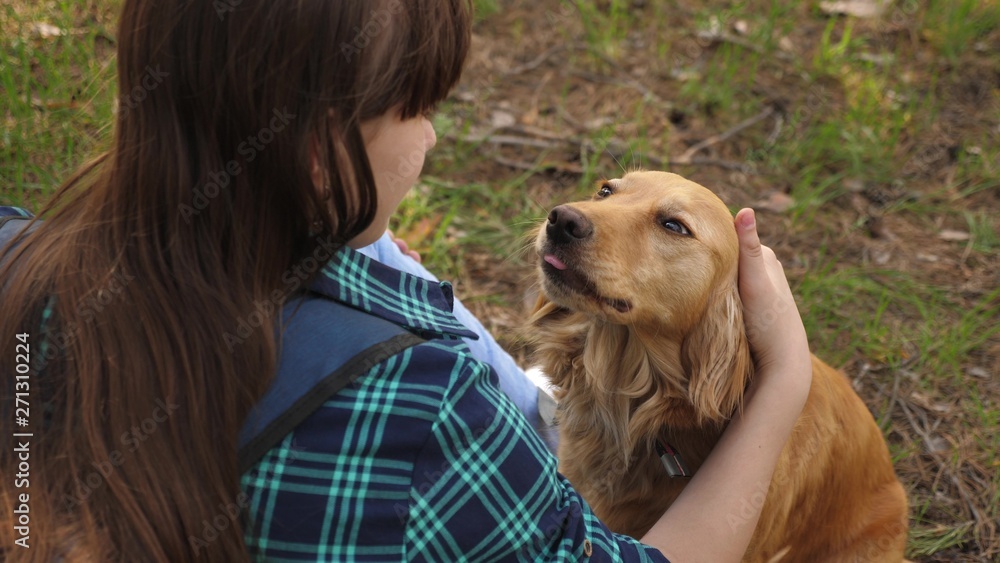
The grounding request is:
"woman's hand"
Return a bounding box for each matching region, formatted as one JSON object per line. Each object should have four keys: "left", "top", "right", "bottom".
{"left": 388, "top": 230, "right": 422, "bottom": 263}
{"left": 735, "top": 208, "right": 811, "bottom": 411}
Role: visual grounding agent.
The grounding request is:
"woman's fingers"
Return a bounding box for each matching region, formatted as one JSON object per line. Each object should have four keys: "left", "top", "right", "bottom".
{"left": 735, "top": 209, "right": 791, "bottom": 319}
{"left": 734, "top": 209, "right": 810, "bottom": 383}
{"left": 387, "top": 230, "right": 422, "bottom": 263}
{"left": 735, "top": 208, "right": 766, "bottom": 303}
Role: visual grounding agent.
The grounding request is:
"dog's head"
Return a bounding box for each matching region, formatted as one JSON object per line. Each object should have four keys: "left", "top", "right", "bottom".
{"left": 530, "top": 171, "right": 752, "bottom": 428}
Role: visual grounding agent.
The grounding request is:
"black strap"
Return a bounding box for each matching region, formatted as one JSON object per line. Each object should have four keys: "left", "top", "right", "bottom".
{"left": 234, "top": 294, "right": 427, "bottom": 473}
{"left": 237, "top": 328, "right": 424, "bottom": 473}
{"left": 0, "top": 215, "right": 27, "bottom": 230}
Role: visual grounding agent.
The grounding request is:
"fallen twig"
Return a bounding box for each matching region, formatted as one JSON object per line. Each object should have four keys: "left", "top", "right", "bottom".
{"left": 896, "top": 397, "right": 990, "bottom": 550}
{"left": 570, "top": 71, "right": 671, "bottom": 110}
{"left": 766, "top": 113, "right": 785, "bottom": 147}
{"left": 673, "top": 106, "right": 775, "bottom": 164}
{"left": 695, "top": 30, "right": 765, "bottom": 53}
{"left": 492, "top": 155, "right": 584, "bottom": 175}
{"left": 449, "top": 122, "right": 757, "bottom": 176}
{"left": 682, "top": 157, "right": 753, "bottom": 173}
{"left": 448, "top": 132, "right": 562, "bottom": 150}
{"left": 506, "top": 44, "right": 568, "bottom": 76}
{"left": 695, "top": 30, "right": 796, "bottom": 62}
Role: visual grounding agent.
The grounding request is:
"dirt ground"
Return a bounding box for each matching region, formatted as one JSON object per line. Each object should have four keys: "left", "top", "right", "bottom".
{"left": 413, "top": 1, "right": 999, "bottom": 560}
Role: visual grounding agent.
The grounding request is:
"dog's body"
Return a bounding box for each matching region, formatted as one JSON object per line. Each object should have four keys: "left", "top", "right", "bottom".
{"left": 528, "top": 171, "right": 908, "bottom": 562}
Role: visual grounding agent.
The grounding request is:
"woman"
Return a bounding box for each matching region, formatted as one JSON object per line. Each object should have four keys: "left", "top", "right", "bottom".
{"left": 0, "top": 0, "right": 811, "bottom": 560}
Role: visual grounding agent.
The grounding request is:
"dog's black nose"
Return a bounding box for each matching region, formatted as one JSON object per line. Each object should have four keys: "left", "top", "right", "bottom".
{"left": 546, "top": 205, "right": 593, "bottom": 244}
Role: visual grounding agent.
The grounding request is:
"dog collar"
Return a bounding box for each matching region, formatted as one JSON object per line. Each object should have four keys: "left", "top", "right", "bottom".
{"left": 655, "top": 439, "right": 690, "bottom": 478}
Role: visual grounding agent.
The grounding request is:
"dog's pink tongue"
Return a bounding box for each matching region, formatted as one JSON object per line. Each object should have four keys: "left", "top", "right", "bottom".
{"left": 544, "top": 254, "right": 568, "bottom": 270}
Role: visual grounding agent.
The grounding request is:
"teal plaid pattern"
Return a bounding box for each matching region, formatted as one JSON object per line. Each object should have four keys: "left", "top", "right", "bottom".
{"left": 0, "top": 207, "right": 667, "bottom": 560}
{"left": 239, "top": 246, "right": 668, "bottom": 561}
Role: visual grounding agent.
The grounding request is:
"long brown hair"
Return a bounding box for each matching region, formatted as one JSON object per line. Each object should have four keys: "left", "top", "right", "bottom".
{"left": 0, "top": 0, "right": 470, "bottom": 560}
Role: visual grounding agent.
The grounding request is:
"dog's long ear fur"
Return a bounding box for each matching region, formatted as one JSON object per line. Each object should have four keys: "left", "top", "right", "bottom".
{"left": 525, "top": 293, "right": 590, "bottom": 394}
{"left": 681, "top": 282, "right": 754, "bottom": 424}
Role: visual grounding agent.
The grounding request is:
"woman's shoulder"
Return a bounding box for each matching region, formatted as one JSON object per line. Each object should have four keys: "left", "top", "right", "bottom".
{"left": 238, "top": 337, "right": 500, "bottom": 543}
{"left": 274, "top": 291, "right": 487, "bottom": 403}
{"left": 347, "top": 336, "right": 496, "bottom": 417}
{"left": 242, "top": 322, "right": 497, "bottom": 475}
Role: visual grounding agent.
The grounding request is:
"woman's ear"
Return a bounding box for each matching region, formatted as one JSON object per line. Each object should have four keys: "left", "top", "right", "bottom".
{"left": 681, "top": 282, "right": 754, "bottom": 424}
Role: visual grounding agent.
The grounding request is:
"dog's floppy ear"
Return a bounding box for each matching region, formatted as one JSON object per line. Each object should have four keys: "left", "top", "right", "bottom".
{"left": 526, "top": 292, "right": 572, "bottom": 336}
{"left": 680, "top": 282, "right": 754, "bottom": 424}
{"left": 525, "top": 292, "right": 589, "bottom": 393}
{"left": 529, "top": 292, "right": 558, "bottom": 318}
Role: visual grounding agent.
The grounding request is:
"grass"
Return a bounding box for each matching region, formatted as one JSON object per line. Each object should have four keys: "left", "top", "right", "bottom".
{"left": 0, "top": 0, "right": 119, "bottom": 205}
{"left": 925, "top": 0, "right": 1000, "bottom": 63}
{"left": 3, "top": 0, "right": 999, "bottom": 560}
{"left": 574, "top": 0, "right": 633, "bottom": 57}
{"left": 966, "top": 211, "right": 999, "bottom": 254}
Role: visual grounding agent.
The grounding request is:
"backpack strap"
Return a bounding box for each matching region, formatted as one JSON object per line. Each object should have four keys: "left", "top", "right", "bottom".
{"left": 236, "top": 294, "right": 425, "bottom": 473}
{"left": 0, "top": 214, "right": 424, "bottom": 474}
{"left": 0, "top": 214, "right": 37, "bottom": 257}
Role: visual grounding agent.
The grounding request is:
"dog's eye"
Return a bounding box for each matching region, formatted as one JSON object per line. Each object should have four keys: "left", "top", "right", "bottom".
{"left": 661, "top": 219, "right": 691, "bottom": 236}
{"left": 596, "top": 184, "right": 614, "bottom": 199}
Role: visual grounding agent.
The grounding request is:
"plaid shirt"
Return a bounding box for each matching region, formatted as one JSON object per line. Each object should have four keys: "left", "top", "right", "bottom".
{"left": 239, "top": 245, "right": 669, "bottom": 561}
{"left": 0, "top": 206, "right": 668, "bottom": 562}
